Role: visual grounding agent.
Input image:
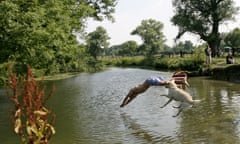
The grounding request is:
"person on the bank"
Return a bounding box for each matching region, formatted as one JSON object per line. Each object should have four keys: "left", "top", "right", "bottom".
{"left": 205, "top": 44, "right": 212, "bottom": 65}
{"left": 226, "top": 52, "right": 236, "bottom": 64}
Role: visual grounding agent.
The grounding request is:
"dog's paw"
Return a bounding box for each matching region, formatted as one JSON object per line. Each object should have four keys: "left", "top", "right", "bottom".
{"left": 172, "top": 105, "right": 181, "bottom": 109}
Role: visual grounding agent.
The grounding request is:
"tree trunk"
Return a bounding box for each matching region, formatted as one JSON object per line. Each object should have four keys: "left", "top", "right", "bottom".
{"left": 210, "top": 11, "right": 221, "bottom": 57}
{"left": 209, "top": 40, "right": 220, "bottom": 57}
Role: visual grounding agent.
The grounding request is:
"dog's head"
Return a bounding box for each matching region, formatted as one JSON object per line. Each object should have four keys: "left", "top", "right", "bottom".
{"left": 165, "top": 79, "right": 178, "bottom": 88}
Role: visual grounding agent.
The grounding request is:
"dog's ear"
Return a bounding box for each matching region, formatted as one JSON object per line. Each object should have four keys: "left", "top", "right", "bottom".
{"left": 184, "top": 80, "right": 190, "bottom": 87}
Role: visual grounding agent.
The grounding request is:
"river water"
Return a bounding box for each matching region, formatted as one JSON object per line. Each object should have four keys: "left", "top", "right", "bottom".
{"left": 1, "top": 67, "right": 240, "bottom": 144}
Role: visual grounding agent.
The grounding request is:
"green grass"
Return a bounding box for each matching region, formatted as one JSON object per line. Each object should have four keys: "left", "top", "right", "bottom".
{"left": 102, "top": 54, "right": 205, "bottom": 71}
{"left": 36, "top": 72, "right": 80, "bottom": 81}
{"left": 211, "top": 56, "right": 240, "bottom": 68}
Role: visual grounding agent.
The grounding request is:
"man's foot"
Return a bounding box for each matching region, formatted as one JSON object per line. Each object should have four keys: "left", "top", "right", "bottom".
{"left": 120, "top": 102, "right": 126, "bottom": 107}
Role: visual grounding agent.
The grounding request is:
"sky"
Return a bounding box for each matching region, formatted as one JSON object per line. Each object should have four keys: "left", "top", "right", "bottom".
{"left": 86, "top": 0, "right": 240, "bottom": 47}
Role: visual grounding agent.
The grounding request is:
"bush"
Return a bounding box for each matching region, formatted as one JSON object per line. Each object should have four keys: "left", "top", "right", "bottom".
{"left": 153, "top": 54, "right": 204, "bottom": 71}
{"left": 102, "top": 55, "right": 205, "bottom": 71}
{"left": 102, "top": 56, "right": 145, "bottom": 67}
{"left": 7, "top": 65, "right": 56, "bottom": 143}
{"left": 0, "top": 62, "right": 15, "bottom": 86}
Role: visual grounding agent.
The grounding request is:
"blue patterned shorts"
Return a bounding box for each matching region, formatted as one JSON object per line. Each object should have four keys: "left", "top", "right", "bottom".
{"left": 145, "top": 76, "right": 164, "bottom": 86}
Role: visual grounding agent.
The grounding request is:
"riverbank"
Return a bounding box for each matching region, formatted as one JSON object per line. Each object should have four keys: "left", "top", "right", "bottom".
{"left": 102, "top": 55, "right": 204, "bottom": 72}
{"left": 40, "top": 57, "right": 240, "bottom": 82}
{"left": 35, "top": 72, "right": 81, "bottom": 81}
{"left": 102, "top": 56, "right": 240, "bottom": 84}
{"left": 210, "top": 64, "right": 240, "bottom": 83}
{"left": 1, "top": 56, "right": 239, "bottom": 84}
{"left": 187, "top": 56, "right": 240, "bottom": 83}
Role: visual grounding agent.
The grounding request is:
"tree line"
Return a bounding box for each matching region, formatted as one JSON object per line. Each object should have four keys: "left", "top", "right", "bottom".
{"left": 96, "top": 26, "right": 240, "bottom": 58}
{"left": 0, "top": 0, "right": 239, "bottom": 76}
{"left": 91, "top": 0, "right": 240, "bottom": 58}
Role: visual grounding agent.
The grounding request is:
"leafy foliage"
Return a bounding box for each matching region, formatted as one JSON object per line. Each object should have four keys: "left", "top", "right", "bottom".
{"left": 86, "top": 26, "right": 110, "bottom": 58}
{"left": 224, "top": 28, "right": 240, "bottom": 48}
{"left": 7, "top": 65, "right": 55, "bottom": 144}
{"left": 171, "top": 0, "right": 239, "bottom": 56}
{"left": 172, "top": 41, "right": 195, "bottom": 54}
{"left": 131, "top": 19, "right": 166, "bottom": 57}
{"left": 103, "top": 54, "right": 205, "bottom": 71}
{"left": 107, "top": 40, "right": 139, "bottom": 56}
{"left": 0, "top": 0, "right": 116, "bottom": 74}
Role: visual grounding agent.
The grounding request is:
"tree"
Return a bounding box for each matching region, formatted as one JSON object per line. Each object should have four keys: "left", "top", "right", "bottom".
{"left": 0, "top": 0, "right": 116, "bottom": 73}
{"left": 183, "top": 41, "right": 194, "bottom": 53}
{"left": 171, "top": 0, "right": 239, "bottom": 57}
{"left": 174, "top": 41, "right": 195, "bottom": 57}
{"left": 120, "top": 41, "right": 139, "bottom": 56}
{"left": 86, "top": 26, "right": 110, "bottom": 58}
{"left": 106, "top": 40, "right": 139, "bottom": 56}
{"left": 224, "top": 28, "right": 240, "bottom": 49}
{"left": 111, "top": 40, "right": 139, "bottom": 56}
{"left": 131, "top": 19, "right": 166, "bottom": 57}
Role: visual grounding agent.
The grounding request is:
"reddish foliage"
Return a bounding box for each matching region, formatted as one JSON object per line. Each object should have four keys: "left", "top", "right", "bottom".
{"left": 7, "top": 65, "right": 56, "bottom": 144}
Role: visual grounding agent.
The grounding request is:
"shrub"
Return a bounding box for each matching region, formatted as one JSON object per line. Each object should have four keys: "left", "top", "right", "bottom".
{"left": 7, "top": 65, "right": 56, "bottom": 144}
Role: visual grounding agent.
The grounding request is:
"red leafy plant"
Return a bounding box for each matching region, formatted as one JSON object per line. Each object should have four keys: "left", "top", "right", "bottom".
{"left": 7, "top": 65, "right": 56, "bottom": 144}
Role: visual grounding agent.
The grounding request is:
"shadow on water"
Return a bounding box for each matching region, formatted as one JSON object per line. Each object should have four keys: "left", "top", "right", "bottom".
{"left": 1, "top": 68, "right": 240, "bottom": 143}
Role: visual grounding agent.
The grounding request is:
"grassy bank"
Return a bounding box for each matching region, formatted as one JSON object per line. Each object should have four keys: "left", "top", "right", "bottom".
{"left": 211, "top": 64, "right": 240, "bottom": 82}
{"left": 35, "top": 72, "right": 81, "bottom": 81}
{"left": 102, "top": 55, "right": 240, "bottom": 82}
{"left": 101, "top": 53, "right": 205, "bottom": 72}
{"left": 0, "top": 60, "right": 104, "bottom": 85}
{"left": 1, "top": 55, "right": 240, "bottom": 86}
{"left": 209, "top": 56, "right": 240, "bottom": 82}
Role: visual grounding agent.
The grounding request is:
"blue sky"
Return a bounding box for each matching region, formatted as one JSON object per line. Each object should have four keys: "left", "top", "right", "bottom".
{"left": 86, "top": 0, "right": 240, "bottom": 47}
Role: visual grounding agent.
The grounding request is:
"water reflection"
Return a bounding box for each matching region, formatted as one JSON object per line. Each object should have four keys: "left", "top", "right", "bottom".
{"left": 1, "top": 68, "right": 240, "bottom": 143}
{"left": 120, "top": 112, "right": 178, "bottom": 143}
{"left": 177, "top": 77, "right": 240, "bottom": 143}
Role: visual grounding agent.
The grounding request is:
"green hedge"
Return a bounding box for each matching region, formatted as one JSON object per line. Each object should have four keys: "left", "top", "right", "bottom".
{"left": 103, "top": 55, "right": 205, "bottom": 71}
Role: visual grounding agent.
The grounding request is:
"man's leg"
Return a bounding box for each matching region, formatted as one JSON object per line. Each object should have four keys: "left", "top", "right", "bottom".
{"left": 120, "top": 90, "right": 137, "bottom": 107}
{"left": 120, "top": 83, "right": 149, "bottom": 107}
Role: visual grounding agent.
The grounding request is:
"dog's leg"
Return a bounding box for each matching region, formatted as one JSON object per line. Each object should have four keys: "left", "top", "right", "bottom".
{"left": 173, "top": 103, "right": 182, "bottom": 109}
{"left": 160, "top": 98, "right": 173, "bottom": 108}
{"left": 173, "top": 108, "right": 183, "bottom": 117}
